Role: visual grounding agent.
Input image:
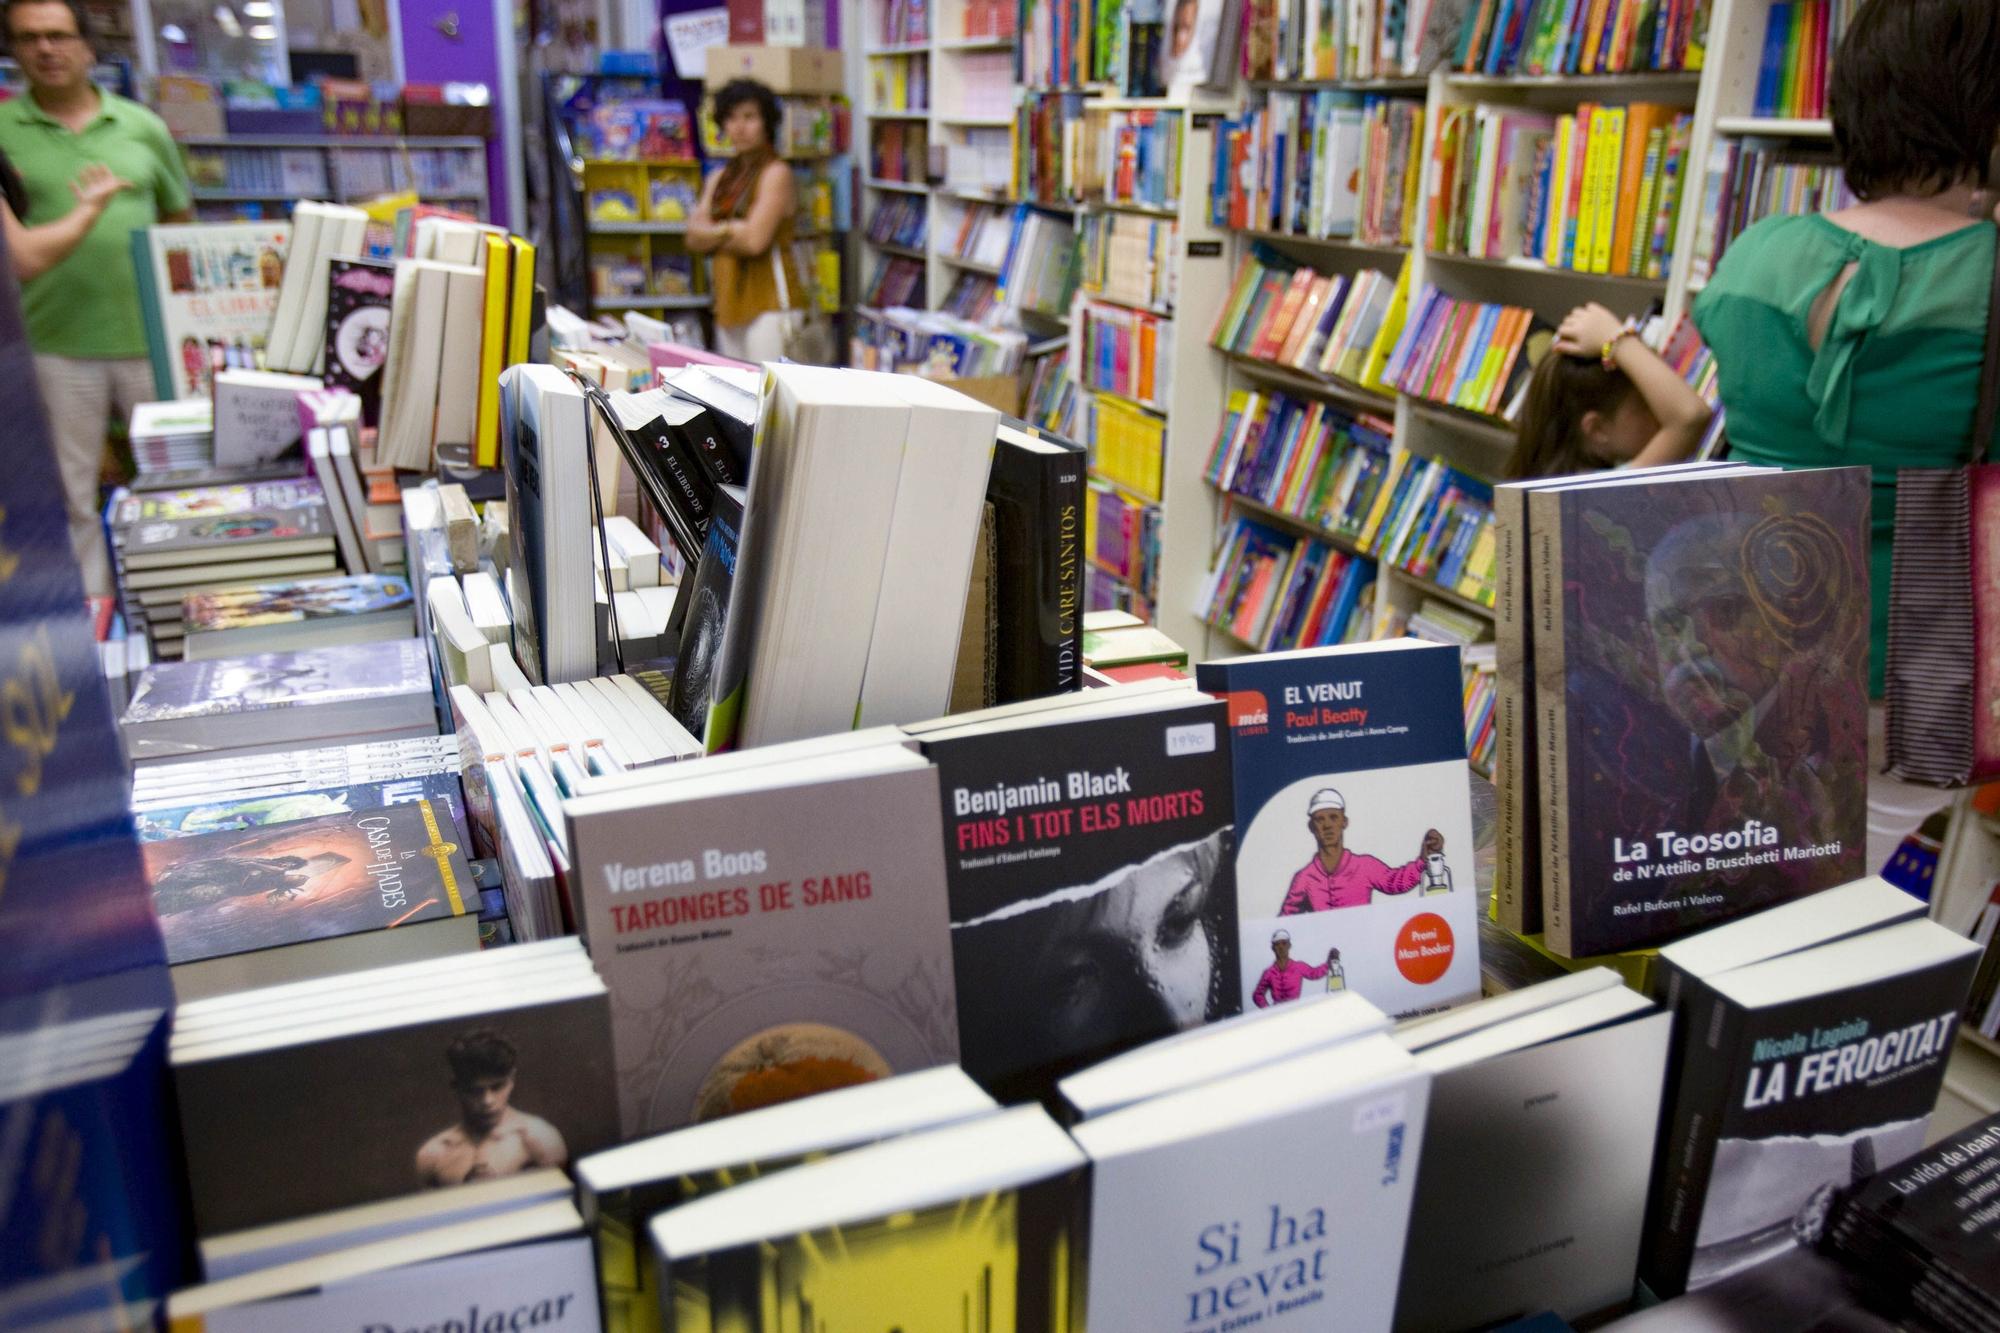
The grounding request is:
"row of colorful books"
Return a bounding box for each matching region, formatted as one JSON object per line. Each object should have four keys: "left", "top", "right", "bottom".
{"left": 1383, "top": 285, "right": 1546, "bottom": 423}
{"left": 1086, "top": 389, "right": 1168, "bottom": 502}
{"left": 1687, "top": 141, "right": 1853, "bottom": 287}
{"left": 1079, "top": 210, "right": 1176, "bottom": 312}
{"left": 940, "top": 269, "right": 1002, "bottom": 321}
{"left": 1078, "top": 106, "right": 1184, "bottom": 211}
{"left": 1205, "top": 386, "right": 1394, "bottom": 522}
{"left": 867, "top": 49, "right": 929, "bottom": 112}
{"left": 1447, "top": 0, "right": 1710, "bottom": 77}
{"left": 1357, "top": 451, "right": 1498, "bottom": 604}
{"left": 1076, "top": 299, "right": 1173, "bottom": 410}
{"left": 864, "top": 192, "right": 927, "bottom": 248}
{"left": 862, "top": 253, "right": 925, "bottom": 307}
{"left": 1752, "top": 0, "right": 1856, "bottom": 120}
{"left": 1201, "top": 515, "right": 1378, "bottom": 649}
{"left": 1012, "top": 91, "right": 1084, "bottom": 205}
{"left": 1084, "top": 557, "right": 1154, "bottom": 618}
{"left": 868, "top": 120, "right": 926, "bottom": 183}
{"left": 1429, "top": 102, "right": 1692, "bottom": 280}
{"left": 1249, "top": 0, "right": 1446, "bottom": 82}
{"left": 1084, "top": 477, "right": 1160, "bottom": 601}
{"left": 1210, "top": 93, "right": 1424, "bottom": 247}
{"left": 1212, "top": 252, "right": 1408, "bottom": 390}
{"left": 996, "top": 204, "right": 1082, "bottom": 319}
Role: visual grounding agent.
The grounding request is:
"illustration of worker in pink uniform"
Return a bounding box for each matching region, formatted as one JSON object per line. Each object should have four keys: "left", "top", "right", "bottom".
{"left": 1251, "top": 929, "right": 1343, "bottom": 1007}
{"left": 1280, "top": 787, "right": 1444, "bottom": 915}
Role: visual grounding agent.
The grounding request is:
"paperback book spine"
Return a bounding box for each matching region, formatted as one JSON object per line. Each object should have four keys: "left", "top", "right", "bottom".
{"left": 1492, "top": 484, "right": 1538, "bottom": 935}
{"left": 1530, "top": 488, "right": 1574, "bottom": 954}
{"left": 1639, "top": 976, "right": 1742, "bottom": 1295}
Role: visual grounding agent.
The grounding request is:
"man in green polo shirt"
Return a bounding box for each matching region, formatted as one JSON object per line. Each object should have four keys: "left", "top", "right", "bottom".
{"left": 0, "top": 0, "right": 189, "bottom": 593}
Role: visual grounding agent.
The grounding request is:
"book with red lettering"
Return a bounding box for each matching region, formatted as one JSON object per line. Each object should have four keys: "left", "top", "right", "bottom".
{"left": 563, "top": 742, "right": 960, "bottom": 1137}
{"left": 914, "top": 685, "right": 1241, "bottom": 1101}
{"left": 1195, "top": 640, "right": 1480, "bottom": 1021}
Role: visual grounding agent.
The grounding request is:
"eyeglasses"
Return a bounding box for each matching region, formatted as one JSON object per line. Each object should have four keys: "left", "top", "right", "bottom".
{"left": 10, "top": 30, "right": 85, "bottom": 47}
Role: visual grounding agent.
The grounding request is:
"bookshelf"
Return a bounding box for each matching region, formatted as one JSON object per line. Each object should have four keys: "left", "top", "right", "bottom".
{"left": 179, "top": 135, "right": 490, "bottom": 219}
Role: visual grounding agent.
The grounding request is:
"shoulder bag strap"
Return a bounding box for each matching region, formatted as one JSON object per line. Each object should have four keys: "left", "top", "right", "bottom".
{"left": 768, "top": 242, "right": 793, "bottom": 313}
{"left": 1973, "top": 221, "right": 2000, "bottom": 464}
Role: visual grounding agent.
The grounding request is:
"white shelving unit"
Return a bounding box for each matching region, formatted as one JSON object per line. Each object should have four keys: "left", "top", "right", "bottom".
{"left": 1165, "top": 0, "right": 1856, "bottom": 669}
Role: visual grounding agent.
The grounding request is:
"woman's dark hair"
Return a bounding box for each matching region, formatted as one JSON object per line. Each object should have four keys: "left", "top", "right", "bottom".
{"left": 1505, "top": 350, "right": 1635, "bottom": 480}
{"left": 711, "top": 78, "right": 782, "bottom": 149}
{"left": 1830, "top": 0, "right": 2000, "bottom": 200}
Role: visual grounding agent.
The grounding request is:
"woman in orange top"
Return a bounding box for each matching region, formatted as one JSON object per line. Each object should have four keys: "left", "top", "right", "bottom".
{"left": 687, "top": 79, "right": 803, "bottom": 363}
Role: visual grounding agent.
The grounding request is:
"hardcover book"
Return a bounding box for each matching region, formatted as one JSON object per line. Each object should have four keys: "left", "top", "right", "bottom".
{"left": 650, "top": 1105, "right": 1087, "bottom": 1333}
{"left": 140, "top": 798, "right": 475, "bottom": 993}
{"left": 669, "top": 483, "right": 743, "bottom": 739}
{"left": 1072, "top": 1032, "right": 1431, "bottom": 1333}
{"left": 564, "top": 749, "right": 961, "bottom": 1136}
{"left": 1639, "top": 918, "right": 1981, "bottom": 1297}
{"left": 1531, "top": 466, "right": 1870, "bottom": 956}
{"left": 131, "top": 221, "right": 290, "bottom": 399}
{"left": 1196, "top": 640, "right": 1480, "bottom": 1018}
{"left": 918, "top": 693, "right": 1240, "bottom": 1099}
{"left": 322, "top": 258, "right": 396, "bottom": 428}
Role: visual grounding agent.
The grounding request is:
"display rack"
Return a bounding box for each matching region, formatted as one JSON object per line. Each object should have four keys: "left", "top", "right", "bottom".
{"left": 178, "top": 134, "right": 490, "bottom": 220}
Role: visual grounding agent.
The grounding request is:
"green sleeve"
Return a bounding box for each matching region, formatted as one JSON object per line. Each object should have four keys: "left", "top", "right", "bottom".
{"left": 146, "top": 112, "right": 192, "bottom": 215}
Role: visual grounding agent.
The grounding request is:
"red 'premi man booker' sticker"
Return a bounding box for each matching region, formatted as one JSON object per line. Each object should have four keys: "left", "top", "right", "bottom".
{"left": 1395, "top": 913, "right": 1455, "bottom": 984}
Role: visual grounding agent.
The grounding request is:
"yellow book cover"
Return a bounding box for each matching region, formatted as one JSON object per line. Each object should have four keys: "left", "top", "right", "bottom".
{"left": 1573, "top": 111, "right": 1604, "bottom": 274}
{"left": 473, "top": 234, "right": 510, "bottom": 469}
{"left": 1589, "top": 107, "right": 1627, "bottom": 274}
{"left": 1465, "top": 307, "right": 1520, "bottom": 414}
{"left": 1456, "top": 522, "right": 1499, "bottom": 601}
{"left": 1356, "top": 449, "right": 1411, "bottom": 548}
{"left": 1359, "top": 256, "right": 1414, "bottom": 392}
{"left": 1544, "top": 116, "right": 1574, "bottom": 268}
{"left": 507, "top": 236, "right": 536, "bottom": 366}
{"left": 665, "top": 1179, "right": 1081, "bottom": 1332}
{"left": 1400, "top": 106, "right": 1425, "bottom": 247}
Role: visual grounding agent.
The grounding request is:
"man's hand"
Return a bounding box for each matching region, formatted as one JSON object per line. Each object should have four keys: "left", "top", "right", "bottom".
{"left": 69, "top": 163, "right": 130, "bottom": 213}
{"left": 1421, "top": 829, "right": 1443, "bottom": 857}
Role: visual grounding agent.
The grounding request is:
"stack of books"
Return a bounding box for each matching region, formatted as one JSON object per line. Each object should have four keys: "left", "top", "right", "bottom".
{"left": 1823, "top": 1109, "right": 2000, "bottom": 1329}
{"left": 1428, "top": 102, "right": 1693, "bottom": 281}
{"left": 129, "top": 400, "right": 215, "bottom": 475}
{"left": 109, "top": 479, "right": 343, "bottom": 660}
{"left": 1383, "top": 285, "right": 1546, "bottom": 423}
{"left": 1752, "top": 0, "right": 1856, "bottom": 120}
{"left": 1211, "top": 253, "right": 1407, "bottom": 390}
{"left": 181, "top": 571, "right": 414, "bottom": 661}
{"left": 1212, "top": 94, "right": 1425, "bottom": 247}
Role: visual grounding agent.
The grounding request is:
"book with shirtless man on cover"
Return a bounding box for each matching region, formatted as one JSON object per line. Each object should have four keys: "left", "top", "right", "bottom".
{"left": 1197, "top": 640, "right": 1479, "bottom": 1019}
{"left": 171, "top": 941, "right": 621, "bottom": 1236}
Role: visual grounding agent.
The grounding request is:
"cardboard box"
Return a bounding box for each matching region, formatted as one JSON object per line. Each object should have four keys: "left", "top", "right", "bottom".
{"left": 938, "top": 374, "right": 1023, "bottom": 417}
{"left": 702, "top": 44, "right": 844, "bottom": 94}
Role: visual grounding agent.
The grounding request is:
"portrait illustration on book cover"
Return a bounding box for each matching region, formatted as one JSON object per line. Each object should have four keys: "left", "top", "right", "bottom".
{"left": 1554, "top": 470, "right": 1869, "bottom": 949}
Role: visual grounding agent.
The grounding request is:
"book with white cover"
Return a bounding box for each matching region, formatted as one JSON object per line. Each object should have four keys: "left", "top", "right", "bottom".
{"left": 1071, "top": 1032, "right": 1432, "bottom": 1333}
{"left": 264, "top": 204, "right": 324, "bottom": 376}
{"left": 1394, "top": 983, "right": 1669, "bottom": 1331}
{"left": 431, "top": 263, "right": 487, "bottom": 449}
{"left": 1059, "top": 990, "right": 1390, "bottom": 1121}
{"left": 499, "top": 365, "right": 594, "bottom": 684}
{"left": 169, "top": 1199, "right": 596, "bottom": 1332}
{"left": 214, "top": 370, "right": 322, "bottom": 467}
{"left": 854, "top": 372, "right": 998, "bottom": 727}
{"left": 1652, "top": 876, "right": 1925, "bottom": 1009}
{"left": 282, "top": 203, "right": 368, "bottom": 374}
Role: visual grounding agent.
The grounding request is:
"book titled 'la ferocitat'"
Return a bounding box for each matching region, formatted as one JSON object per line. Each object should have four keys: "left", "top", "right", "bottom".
{"left": 1532, "top": 466, "right": 1870, "bottom": 956}
{"left": 919, "top": 695, "right": 1241, "bottom": 1099}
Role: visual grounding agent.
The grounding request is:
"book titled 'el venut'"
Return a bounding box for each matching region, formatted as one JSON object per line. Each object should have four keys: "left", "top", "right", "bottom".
{"left": 1532, "top": 466, "right": 1870, "bottom": 957}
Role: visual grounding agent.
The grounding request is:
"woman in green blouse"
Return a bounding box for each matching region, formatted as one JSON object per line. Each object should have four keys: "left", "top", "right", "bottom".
{"left": 1692, "top": 0, "right": 2000, "bottom": 873}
